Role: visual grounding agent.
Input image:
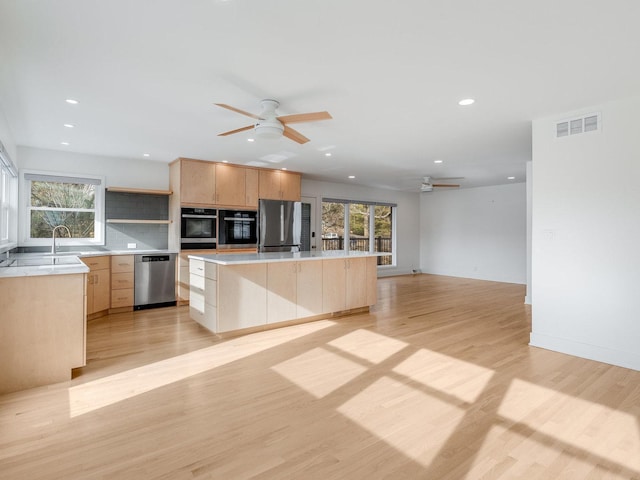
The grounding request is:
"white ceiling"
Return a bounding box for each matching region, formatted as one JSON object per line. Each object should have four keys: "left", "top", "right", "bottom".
{"left": 1, "top": 0, "right": 639, "bottom": 192}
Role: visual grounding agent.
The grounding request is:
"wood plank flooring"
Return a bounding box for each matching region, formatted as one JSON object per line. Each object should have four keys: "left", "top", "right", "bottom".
{"left": 1, "top": 274, "right": 639, "bottom": 479}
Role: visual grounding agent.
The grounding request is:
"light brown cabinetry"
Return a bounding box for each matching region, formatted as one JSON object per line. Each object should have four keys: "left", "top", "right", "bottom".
{"left": 215, "top": 163, "right": 246, "bottom": 206}
{"left": 244, "top": 168, "right": 259, "bottom": 207}
{"left": 180, "top": 158, "right": 216, "bottom": 206}
{"left": 110, "top": 255, "right": 134, "bottom": 310}
{"left": 258, "top": 170, "right": 301, "bottom": 201}
{"left": 267, "top": 260, "right": 323, "bottom": 324}
{"left": 322, "top": 257, "right": 377, "bottom": 312}
{"left": 0, "top": 273, "right": 87, "bottom": 394}
{"left": 82, "top": 256, "right": 110, "bottom": 317}
{"left": 189, "top": 256, "right": 376, "bottom": 335}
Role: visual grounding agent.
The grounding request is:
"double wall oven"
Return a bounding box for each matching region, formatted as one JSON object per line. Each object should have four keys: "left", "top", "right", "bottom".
{"left": 180, "top": 207, "right": 258, "bottom": 250}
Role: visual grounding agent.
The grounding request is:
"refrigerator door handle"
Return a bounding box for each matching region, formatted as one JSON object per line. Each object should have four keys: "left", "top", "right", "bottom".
{"left": 280, "top": 204, "right": 285, "bottom": 242}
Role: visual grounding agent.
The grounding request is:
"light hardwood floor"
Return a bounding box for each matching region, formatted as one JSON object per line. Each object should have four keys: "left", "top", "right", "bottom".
{"left": 1, "top": 274, "right": 639, "bottom": 479}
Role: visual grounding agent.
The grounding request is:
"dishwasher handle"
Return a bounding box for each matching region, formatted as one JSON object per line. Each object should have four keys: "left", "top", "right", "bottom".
{"left": 140, "top": 255, "right": 170, "bottom": 262}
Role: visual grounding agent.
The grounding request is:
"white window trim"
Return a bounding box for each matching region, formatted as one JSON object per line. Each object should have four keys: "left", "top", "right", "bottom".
{"left": 19, "top": 169, "right": 105, "bottom": 247}
{"left": 321, "top": 198, "right": 396, "bottom": 268}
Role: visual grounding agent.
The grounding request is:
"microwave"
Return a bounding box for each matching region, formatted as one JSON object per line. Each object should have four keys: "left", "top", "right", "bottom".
{"left": 180, "top": 207, "right": 217, "bottom": 250}
{"left": 217, "top": 209, "right": 258, "bottom": 249}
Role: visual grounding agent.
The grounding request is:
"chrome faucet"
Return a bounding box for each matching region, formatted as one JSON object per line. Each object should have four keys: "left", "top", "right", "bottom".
{"left": 51, "top": 225, "right": 71, "bottom": 254}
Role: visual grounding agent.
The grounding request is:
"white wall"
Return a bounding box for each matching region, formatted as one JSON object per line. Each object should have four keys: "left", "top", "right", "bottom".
{"left": 0, "top": 109, "right": 17, "bottom": 165}
{"left": 419, "top": 183, "right": 526, "bottom": 284}
{"left": 17, "top": 146, "right": 170, "bottom": 189}
{"left": 531, "top": 96, "right": 640, "bottom": 371}
{"left": 301, "top": 178, "right": 421, "bottom": 276}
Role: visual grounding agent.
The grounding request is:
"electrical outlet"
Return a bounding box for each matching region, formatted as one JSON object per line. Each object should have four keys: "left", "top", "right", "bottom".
{"left": 127, "top": 243, "right": 137, "bottom": 249}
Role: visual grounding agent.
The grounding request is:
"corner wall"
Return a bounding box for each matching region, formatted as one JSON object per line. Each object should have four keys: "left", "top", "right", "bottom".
{"left": 531, "top": 96, "right": 640, "bottom": 371}
{"left": 419, "top": 183, "right": 526, "bottom": 284}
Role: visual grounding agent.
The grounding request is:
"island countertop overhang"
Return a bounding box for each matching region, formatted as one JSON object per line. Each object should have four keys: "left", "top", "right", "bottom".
{"left": 188, "top": 250, "right": 383, "bottom": 266}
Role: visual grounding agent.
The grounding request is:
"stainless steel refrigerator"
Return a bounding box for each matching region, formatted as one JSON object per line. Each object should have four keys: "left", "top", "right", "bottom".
{"left": 258, "top": 199, "right": 302, "bottom": 252}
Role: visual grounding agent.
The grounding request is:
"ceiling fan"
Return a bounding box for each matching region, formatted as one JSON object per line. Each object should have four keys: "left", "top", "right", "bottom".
{"left": 215, "top": 99, "right": 332, "bottom": 144}
{"left": 420, "top": 176, "right": 462, "bottom": 192}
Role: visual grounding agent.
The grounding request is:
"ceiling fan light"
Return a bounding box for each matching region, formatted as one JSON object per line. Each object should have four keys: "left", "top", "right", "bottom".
{"left": 254, "top": 119, "right": 284, "bottom": 139}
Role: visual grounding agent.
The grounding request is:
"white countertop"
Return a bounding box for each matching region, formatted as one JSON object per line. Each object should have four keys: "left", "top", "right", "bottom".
{"left": 189, "top": 250, "right": 382, "bottom": 265}
{"left": 0, "top": 249, "right": 177, "bottom": 278}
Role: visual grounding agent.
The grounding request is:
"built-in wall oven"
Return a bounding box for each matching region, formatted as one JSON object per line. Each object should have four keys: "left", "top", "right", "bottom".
{"left": 217, "top": 209, "right": 258, "bottom": 249}
{"left": 181, "top": 207, "right": 217, "bottom": 250}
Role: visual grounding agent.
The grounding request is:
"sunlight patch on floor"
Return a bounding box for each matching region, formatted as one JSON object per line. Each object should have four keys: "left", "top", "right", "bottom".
{"left": 338, "top": 376, "right": 465, "bottom": 467}
{"left": 271, "top": 347, "right": 367, "bottom": 398}
{"left": 499, "top": 378, "right": 640, "bottom": 472}
{"left": 68, "top": 320, "right": 336, "bottom": 417}
{"left": 392, "top": 348, "right": 495, "bottom": 403}
{"left": 327, "top": 329, "right": 408, "bottom": 364}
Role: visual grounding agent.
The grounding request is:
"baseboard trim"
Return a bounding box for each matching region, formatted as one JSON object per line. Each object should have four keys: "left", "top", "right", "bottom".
{"left": 529, "top": 332, "right": 640, "bottom": 371}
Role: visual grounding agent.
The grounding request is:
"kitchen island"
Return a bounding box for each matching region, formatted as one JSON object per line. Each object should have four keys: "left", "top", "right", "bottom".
{"left": 188, "top": 251, "right": 379, "bottom": 335}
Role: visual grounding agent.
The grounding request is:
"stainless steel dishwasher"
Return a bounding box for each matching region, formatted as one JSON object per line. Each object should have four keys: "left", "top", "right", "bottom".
{"left": 134, "top": 253, "right": 177, "bottom": 310}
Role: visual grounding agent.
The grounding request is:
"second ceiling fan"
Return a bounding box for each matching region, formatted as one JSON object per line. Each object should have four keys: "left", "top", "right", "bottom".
{"left": 215, "top": 99, "right": 332, "bottom": 144}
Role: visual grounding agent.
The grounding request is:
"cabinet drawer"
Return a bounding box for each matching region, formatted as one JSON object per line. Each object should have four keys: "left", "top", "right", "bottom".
{"left": 111, "top": 289, "right": 134, "bottom": 308}
{"left": 189, "top": 259, "right": 205, "bottom": 275}
{"left": 82, "top": 255, "right": 110, "bottom": 271}
{"left": 111, "top": 255, "right": 134, "bottom": 273}
{"left": 112, "top": 272, "right": 134, "bottom": 290}
{"left": 190, "top": 272, "right": 205, "bottom": 291}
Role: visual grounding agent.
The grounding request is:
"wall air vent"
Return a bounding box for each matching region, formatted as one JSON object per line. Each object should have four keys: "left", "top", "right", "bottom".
{"left": 555, "top": 112, "right": 600, "bottom": 138}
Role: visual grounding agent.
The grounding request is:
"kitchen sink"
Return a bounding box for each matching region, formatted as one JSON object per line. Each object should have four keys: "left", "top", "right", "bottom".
{"left": 0, "top": 255, "right": 83, "bottom": 267}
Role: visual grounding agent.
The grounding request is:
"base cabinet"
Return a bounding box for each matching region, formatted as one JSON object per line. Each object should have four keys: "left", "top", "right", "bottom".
{"left": 82, "top": 256, "right": 110, "bottom": 316}
{"left": 0, "top": 273, "right": 86, "bottom": 394}
{"left": 266, "top": 260, "right": 323, "bottom": 324}
{"left": 189, "top": 256, "right": 376, "bottom": 334}
{"left": 110, "top": 255, "right": 134, "bottom": 309}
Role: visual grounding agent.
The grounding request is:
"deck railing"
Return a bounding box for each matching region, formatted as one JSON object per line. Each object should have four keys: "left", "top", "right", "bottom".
{"left": 322, "top": 237, "right": 392, "bottom": 265}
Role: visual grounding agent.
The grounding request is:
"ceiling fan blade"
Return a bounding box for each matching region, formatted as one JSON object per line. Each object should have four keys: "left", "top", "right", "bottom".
{"left": 432, "top": 184, "right": 460, "bottom": 188}
{"left": 277, "top": 111, "right": 332, "bottom": 124}
{"left": 282, "top": 125, "right": 310, "bottom": 144}
{"left": 214, "top": 103, "right": 263, "bottom": 120}
{"left": 218, "top": 125, "right": 254, "bottom": 136}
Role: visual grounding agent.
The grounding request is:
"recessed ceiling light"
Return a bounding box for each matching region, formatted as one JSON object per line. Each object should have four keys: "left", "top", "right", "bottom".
{"left": 325, "top": 152, "right": 332, "bottom": 157}
{"left": 507, "top": 176, "right": 515, "bottom": 180}
{"left": 348, "top": 175, "right": 355, "bottom": 179}
{"left": 60, "top": 142, "right": 70, "bottom": 146}
{"left": 434, "top": 159, "right": 443, "bottom": 164}
{"left": 281, "top": 167, "right": 288, "bottom": 171}
{"left": 221, "top": 160, "right": 229, "bottom": 163}
{"left": 63, "top": 123, "right": 74, "bottom": 128}
{"left": 65, "top": 99, "right": 78, "bottom": 105}
{"left": 143, "top": 153, "right": 150, "bottom": 157}
{"left": 247, "top": 138, "right": 255, "bottom": 142}
{"left": 458, "top": 98, "right": 475, "bottom": 106}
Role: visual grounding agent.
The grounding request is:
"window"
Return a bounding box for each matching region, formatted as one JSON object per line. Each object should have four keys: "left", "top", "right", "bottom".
{"left": 20, "top": 170, "right": 105, "bottom": 246}
{"left": 322, "top": 198, "right": 396, "bottom": 266}
{"left": 0, "top": 167, "right": 10, "bottom": 245}
{"left": 0, "top": 142, "right": 17, "bottom": 248}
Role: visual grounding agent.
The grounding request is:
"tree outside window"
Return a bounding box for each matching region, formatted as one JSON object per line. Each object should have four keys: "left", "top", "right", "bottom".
{"left": 322, "top": 199, "right": 394, "bottom": 266}
{"left": 21, "top": 171, "right": 104, "bottom": 245}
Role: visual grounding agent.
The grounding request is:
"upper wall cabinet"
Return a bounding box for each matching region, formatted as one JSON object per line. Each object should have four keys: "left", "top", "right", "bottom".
{"left": 180, "top": 159, "right": 216, "bottom": 206}
{"left": 259, "top": 170, "right": 301, "bottom": 201}
{"left": 215, "top": 164, "right": 260, "bottom": 208}
{"left": 170, "top": 158, "right": 300, "bottom": 209}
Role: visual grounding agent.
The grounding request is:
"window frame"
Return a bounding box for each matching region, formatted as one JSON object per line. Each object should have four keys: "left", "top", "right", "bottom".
{"left": 0, "top": 167, "right": 11, "bottom": 246}
{"left": 19, "top": 169, "right": 105, "bottom": 247}
{"left": 321, "top": 198, "right": 396, "bottom": 268}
